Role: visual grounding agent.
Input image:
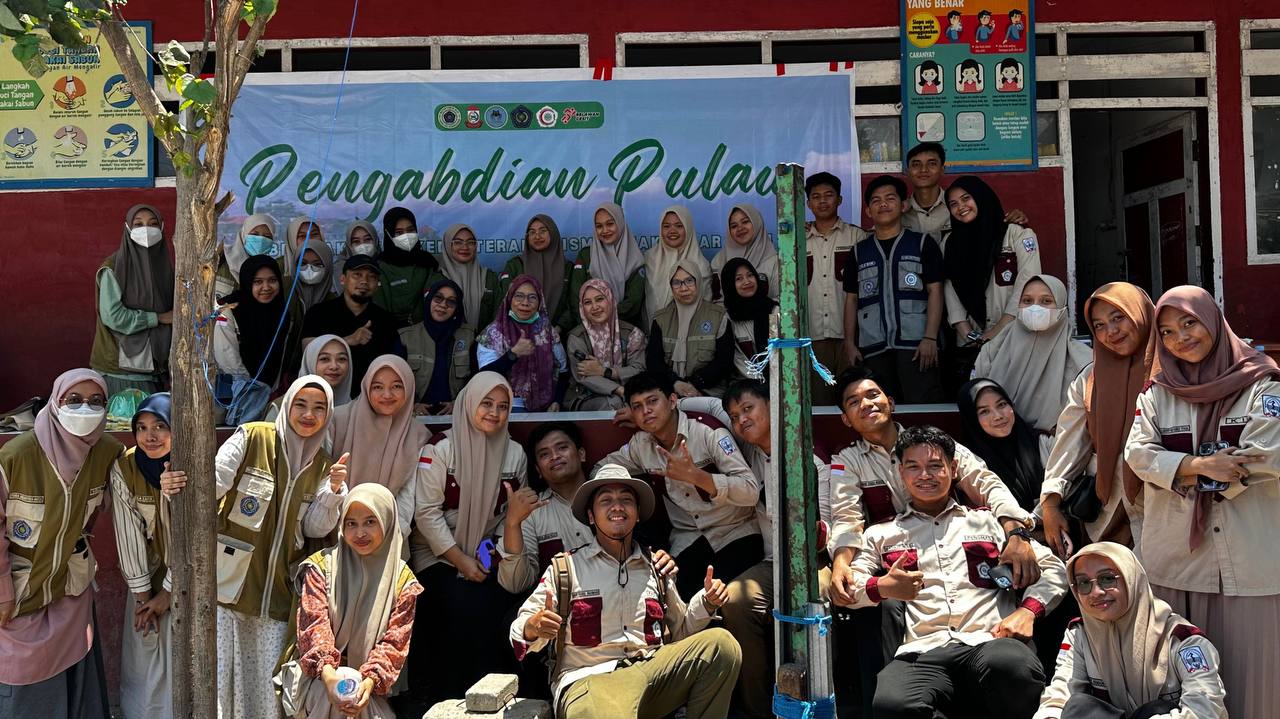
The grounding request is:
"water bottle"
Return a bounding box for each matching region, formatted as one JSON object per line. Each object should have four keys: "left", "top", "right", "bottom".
{"left": 334, "top": 666, "right": 362, "bottom": 700}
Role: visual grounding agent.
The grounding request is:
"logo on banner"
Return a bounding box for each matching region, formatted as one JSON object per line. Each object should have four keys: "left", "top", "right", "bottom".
{"left": 437, "top": 105, "right": 462, "bottom": 129}
{"left": 511, "top": 105, "right": 532, "bottom": 128}
{"left": 536, "top": 105, "right": 558, "bottom": 128}
{"left": 485, "top": 105, "right": 509, "bottom": 129}
{"left": 465, "top": 105, "right": 483, "bottom": 129}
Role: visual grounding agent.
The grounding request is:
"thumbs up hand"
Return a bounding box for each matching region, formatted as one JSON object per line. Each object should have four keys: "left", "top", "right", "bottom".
{"left": 329, "top": 452, "right": 350, "bottom": 492}
{"left": 511, "top": 329, "right": 535, "bottom": 358}
{"left": 701, "top": 565, "right": 729, "bottom": 610}
{"left": 879, "top": 552, "right": 925, "bottom": 601}
{"left": 348, "top": 321, "right": 374, "bottom": 346}
{"left": 523, "top": 585, "right": 564, "bottom": 641}
{"left": 159, "top": 461, "right": 188, "bottom": 496}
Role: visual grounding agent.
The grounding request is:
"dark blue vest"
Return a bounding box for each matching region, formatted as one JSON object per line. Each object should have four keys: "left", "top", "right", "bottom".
{"left": 853, "top": 230, "right": 930, "bottom": 355}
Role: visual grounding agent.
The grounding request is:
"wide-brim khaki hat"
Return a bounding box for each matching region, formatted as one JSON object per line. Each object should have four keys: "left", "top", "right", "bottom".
{"left": 571, "top": 464, "right": 656, "bottom": 526}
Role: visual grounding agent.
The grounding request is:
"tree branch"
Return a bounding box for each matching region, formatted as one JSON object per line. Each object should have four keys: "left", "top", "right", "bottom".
{"left": 191, "top": 0, "right": 215, "bottom": 79}
{"left": 229, "top": 11, "right": 272, "bottom": 100}
{"left": 98, "top": 20, "right": 179, "bottom": 157}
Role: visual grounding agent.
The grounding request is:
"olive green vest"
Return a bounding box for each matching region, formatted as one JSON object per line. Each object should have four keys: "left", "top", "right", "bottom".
{"left": 398, "top": 324, "right": 475, "bottom": 400}
{"left": 654, "top": 301, "right": 724, "bottom": 376}
{"left": 216, "top": 422, "right": 332, "bottom": 622}
{"left": 299, "top": 550, "right": 417, "bottom": 597}
{"left": 0, "top": 430, "right": 122, "bottom": 618}
{"left": 117, "top": 447, "right": 169, "bottom": 595}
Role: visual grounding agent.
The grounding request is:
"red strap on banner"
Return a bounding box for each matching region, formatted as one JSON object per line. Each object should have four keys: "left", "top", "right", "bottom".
{"left": 592, "top": 58, "right": 614, "bottom": 81}
{"left": 775, "top": 63, "right": 786, "bottom": 76}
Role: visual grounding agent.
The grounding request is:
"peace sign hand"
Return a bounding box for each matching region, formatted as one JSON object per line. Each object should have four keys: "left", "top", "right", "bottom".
{"left": 656, "top": 439, "right": 699, "bottom": 485}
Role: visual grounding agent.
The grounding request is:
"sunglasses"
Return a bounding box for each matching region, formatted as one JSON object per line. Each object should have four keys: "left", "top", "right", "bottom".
{"left": 1071, "top": 573, "right": 1121, "bottom": 594}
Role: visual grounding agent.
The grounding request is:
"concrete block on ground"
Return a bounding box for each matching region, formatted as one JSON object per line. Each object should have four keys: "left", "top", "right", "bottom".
{"left": 423, "top": 697, "right": 551, "bottom": 719}
{"left": 466, "top": 673, "right": 519, "bottom": 712}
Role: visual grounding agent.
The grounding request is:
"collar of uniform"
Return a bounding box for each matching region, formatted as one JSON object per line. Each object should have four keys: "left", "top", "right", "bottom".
{"left": 807, "top": 216, "right": 848, "bottom": 238}
{"left": 543, "top": 487, "right": 576, "bottom": 506}
{"left": 582, "top": 536, "right": 646, "bottom": 565}
{"left": 671, "top": 410, "right": 694, "bottom": 447}
{"left": 907, "top": 192, "right": 946, "bottom": 216}
{"left": 901, "top": 496, "right": 966, "bottom": 522}
{"left": 852, "top": 421, "right": 906, "bottom": 456}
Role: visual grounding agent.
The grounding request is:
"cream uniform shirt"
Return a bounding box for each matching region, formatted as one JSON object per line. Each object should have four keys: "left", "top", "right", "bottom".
{"left": 805, "top": 218, "right": 868, "bottom": 341}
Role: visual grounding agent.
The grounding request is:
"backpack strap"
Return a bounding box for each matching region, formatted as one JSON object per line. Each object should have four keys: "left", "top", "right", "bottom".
{"left": 551, "top": 552, "right": 573, "bottom": 670}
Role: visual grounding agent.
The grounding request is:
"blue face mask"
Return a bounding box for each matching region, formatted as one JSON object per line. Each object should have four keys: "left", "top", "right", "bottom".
{"left": 243, "top": 234, "right": 275, "bottom": 257}
{"left": 508, "top": 310, "right": 540, "bottom": 325}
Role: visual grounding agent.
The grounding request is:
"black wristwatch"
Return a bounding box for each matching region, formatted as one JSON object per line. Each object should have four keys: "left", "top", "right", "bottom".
{"left": 603, "top": 367, "right": 614, "bottom": 381}
{"left": 1005, "top": 527, "right": 1033, "bottom": 546}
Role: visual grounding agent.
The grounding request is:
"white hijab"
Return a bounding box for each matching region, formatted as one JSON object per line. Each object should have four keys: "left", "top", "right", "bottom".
{"left": 644, "top": 205, "right": 712, "bottom": 323}
{"left": 589, "top": 202, "right": 645, "bottom": 301}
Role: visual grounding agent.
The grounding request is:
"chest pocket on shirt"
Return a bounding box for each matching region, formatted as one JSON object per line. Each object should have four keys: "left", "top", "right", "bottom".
{"left": 896, "top": 258, "right": 924, "bottom": 292}
{"left": 5, "top": 499, "right": 44, "bottom": 549}
{"left": 406, "top": 352, "right": 431, "bottom": 377}
{"left": 295, "top": 491, "right": 316, "bottom": 550}
{"left": 137, "top": 498, "right": 159, "bottom": 540}
{"left": 962, "top": 541, "right": 1001, "bottom": 588}
{"left": 882, "top": 548, "right": 919, "bottom": 571}
{"left": 228, "top": 467, "right": 275, "bottom": 533}
{"left": 443, "top": 474, "right": 461, "bottom": 511}
{"left": 861, "top": 483, "right": 897, "bottom": 525}
{"left": 857, "top": 265, "right": 880, "bottom": 301}
{"left": 643, "top": 597, "right": 665, "bottom": 645}
{"left": 64, "top": 535, "right": 96, "bottom": 598}
{"left": 569, "top": 595, "right": 603, "bottom": 647}
{"left": 993, "top": 252, "right": 1018, "bottom": 287}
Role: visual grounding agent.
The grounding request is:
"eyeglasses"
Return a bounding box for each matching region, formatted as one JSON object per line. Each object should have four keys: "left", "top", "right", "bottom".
{"left": 1071, "top": 573, "right": 1121, "bottom": 594}
{"left": 450, "top": 238, "right": 477, "bottom": 247}
{"left": 431, "top": 295, "right": 459, "bottom": 308}
{"left": 669, "top": 277, "right": 698, "bottom": 290}
{"left": 512, "top": 292, "right": 540, "bottom": 304}
{"left": 61, "top": 394, "right": 106, "bottom": 411}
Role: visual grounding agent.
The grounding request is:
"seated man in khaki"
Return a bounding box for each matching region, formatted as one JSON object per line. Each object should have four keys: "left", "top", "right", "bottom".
{"left": 510, "top": 464, "right": 741, "bottom": 719}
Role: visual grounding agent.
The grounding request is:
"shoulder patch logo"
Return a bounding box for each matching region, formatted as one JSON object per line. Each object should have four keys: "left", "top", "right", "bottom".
{"left": 1022, "top": 237, "right": 1036, "bottom": 253}
{"left": 1179, "top": 645, "right": 1210, "bottom": 674}
{"left": 700, "top": 320, "right": 713, "bottom": 334}
{"left": 718, "top": 437, "right": 736, "bottom": 456}
{"left": 1262, "top": 394, "right": 1279, "bottom": 418}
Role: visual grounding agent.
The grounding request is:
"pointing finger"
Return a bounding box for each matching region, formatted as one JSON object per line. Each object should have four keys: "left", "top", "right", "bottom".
{"left": 704, "top": 565, "right": 715, "bottom": 584}
{"left": 544, "top": 588, "right": 555, "bottom": 611}
{"left": 889, "top": 553, "right": 909, "bottom": 571}
{"left": 503, "top": 481, "right": 515, "bottom": 496}
{"left": 337, "top": 452, "right": 351, "bottom": 466}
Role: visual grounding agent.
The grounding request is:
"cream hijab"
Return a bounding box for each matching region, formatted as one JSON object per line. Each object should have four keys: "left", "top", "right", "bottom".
{"left": 283, "top": 216, "right": 323, "bottom": 277}
{"left": 291, "top": 238, "right": 336, "bottom": 312}
{"left": 450, "top": 372, "right": 513, "bottom": 556}
{"left": 589, "top": 202, "right": 645, "bottom": 301}
{"left": 299, "top": 483, "right": 410, "bottom": 719}
{"left": 644, "top": 205, "right": 712, "bottom": 323}
{"left": 1068, "top": 542, "right": 1186, "bottom": 714}
{"left": 973, "top": 274, "right": 1091, "bottom": 431}
{"left": 226, "top": 213, "right": 276, "bottom": 279}
{"left": 668, "top": 258, "right": 710, "bottom": 377}
{"left": 275, "top": 374, "right": 335, "bottom": 481}
{"left": 438, "top": 223, "right": 487, "bottom": 326}
{"left": 331, "top": 355, "right": 429, "bottom": 495}
{"left": 712, "top": 203, "right": 777, "bottom": 274}
{"left": 299, "top": 334, "right": 354, "bottom": 406}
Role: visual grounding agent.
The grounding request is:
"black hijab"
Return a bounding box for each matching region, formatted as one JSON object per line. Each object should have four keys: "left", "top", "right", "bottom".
{"left": 226, "top": 256, "right": 290, "bottom": 386}
{"left": 943, "top": 176, "right": 1008, "bottom": 326}
{"left": 720, "top": 257, "right": 776, "bottom": 350}
{"left": 379, "top": 206, "right": 439, "bottom": 270}
{"left": 421, "top": 279, "right": 465, "bottom": 404}
{"left": 957, "top": 378, "right": 1044, "bottom": 511}
{"left": 131, "top": 392, "right": 171, "bottom": 489}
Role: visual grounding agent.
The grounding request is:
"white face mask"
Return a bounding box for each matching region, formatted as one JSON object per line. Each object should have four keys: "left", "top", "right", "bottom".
{"left": 349, "top": 241, "right": 375, "bottom": 257}
{"left": 1018, "top": 304, "right": 1057, "bottom": 332}
{"left": 128, "top": 225, "right": 162, "bottom": 248}
{"left": 390, "top": 232, "right": 419, "bottom": 251}
{"left": 299, "top": 265, "right": 324, "bottom": 285}
{"left": 57, "top": 405, "right": 105, "bottom": 437}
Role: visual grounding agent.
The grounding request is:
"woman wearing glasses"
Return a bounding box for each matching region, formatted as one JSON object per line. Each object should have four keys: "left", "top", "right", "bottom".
{"left": 430, "top": 224, "right": 498, "bottom": 330}
{"left": 500, "top": 215, "right": 574, "bottom": 335}
{"left": 1035, "top": 542, "right": 1226, "bottom": 719}
{"left": 0, "top": 369, "right": 123, "bottom": 718}
{"left": 399, "top": 280, "right": 476, "bottom": 415}
{"left": 646, "top": 259, "right": 735, "bottom": 398}
{"left": 477, "top": 276, "right": 568, "bottom": 412}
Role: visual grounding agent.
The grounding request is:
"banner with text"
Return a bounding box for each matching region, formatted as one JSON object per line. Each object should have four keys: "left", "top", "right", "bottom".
{"left": 0, "top": 22, "right": 153, "bottom": 189}
{"left": 222, "top": 66, "right": 856, "bottom": 269}
{"left": 900, "top": 0, "right": 1036, "bottom": 171}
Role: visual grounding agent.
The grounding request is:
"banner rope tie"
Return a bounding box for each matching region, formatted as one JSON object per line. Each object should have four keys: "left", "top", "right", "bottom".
{"left": 745, "top": 337, "right": 836, "bottom": 385}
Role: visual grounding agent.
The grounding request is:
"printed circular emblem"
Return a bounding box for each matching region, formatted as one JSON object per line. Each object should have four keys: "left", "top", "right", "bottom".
{"left": 465, "top": 105, "right": 483, "bottom": 129}
{"left": 1001, "top": 269, "right": 1014, "bottom": 282}
{"left": 863, "top": 280, "right": 875, "bottom": 294}
{"left": 484, "top": 105, "right": 508, "bottom": 129}
{"left": 239, "top": 496, "right": 261, "bottom": 517}
{"left": 511, "top": 105, "right": 532, "bottom": 128}
{"left": 455, "top": 339, "right": 466, "bottom": 351}
{"left": 977, "top": 562, "right": 992, "bottom": 579}
{"left": 11, "top": 519, "right": 31, "bottom": 541}
{"left": 536, "top": 105, "right": 558, "bottom": 128}
{"left": 904, "top": 272, "right": 919, "bottom": 287}
{"left": 437, "top": 105, "right": 462, "bottom": 129}
{"left": 700, "top": 321, "right": 713, "bottom": 333}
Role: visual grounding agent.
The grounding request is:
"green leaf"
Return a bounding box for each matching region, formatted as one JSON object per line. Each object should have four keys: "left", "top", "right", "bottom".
{"left": 241, "top": 0, "right": 277, "bottom": 22}
{"left": 12, "top": 32, "right": 45, "bottom": 76}
{"left": 161, "top": 38, "right": 190, "bottom": 67}
{"left": 181, "top": 76, "right": 216, "bottom": 105}
{"left": 47, "top": 15, "right": 88, "bottom": 48}
{"left": 0, "top": 5, "right": 24, "bottom": 33}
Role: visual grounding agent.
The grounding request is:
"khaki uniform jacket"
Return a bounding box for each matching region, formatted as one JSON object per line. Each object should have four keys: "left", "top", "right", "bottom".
{"left": 829, "top": 425, "right": 1035, "bottom": 554}
{"left": 1042, "top": 366, "right": 1138, "bottom": 545}
{"left": 848, "top": 500, "right": 1067, "bottom": 656}
{"left": 943, "top": 223, "right": 1041, "bottom": 330}
{"left": 1124, "top": 378, "right": 1280, "bottom": 595}
{"left": 564, "top": 322, "right": 648, "bottom": 409}
{"left": 496, "top": 489, "right": 593, "bottom": 594}
{"left": 398, "top": 323, "right": 476, "bottom": 401}
{"left": 411, "top": 433, "right": 528, "bottom": 572}
{"left": 652, "top": 301, "right": 727, "bottom": 383}
{"left": 1033, "top": 621, "right": 1227, "bottom": 719}
{"left": 509, "top": 539, "right": 715, "bottom": 707}
{"left": 904, "top": 193, "right": 951, "bottom": 239}
{"left": 741, "top": 443, "right": 831, "bottom": 560}
{"left": 728, "top": 319, "right": 759, "bottom": 379}
{"left": 601, "top": 411, "right": 761, "bottom": 557}
{"left": 110, "top": 449, "right": 171, "bottom": 595}
{"left": 0, "top": 431, "right": 121, "bottom": 617}
{"left": 805, "top": 218, "right": 868, "bottom": 341}
{"left": 214, "top": 423, "right": 345, "bottom": 621}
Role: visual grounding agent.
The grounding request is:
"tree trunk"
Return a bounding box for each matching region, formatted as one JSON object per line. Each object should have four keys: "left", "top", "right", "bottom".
{"left": 166, "top": 168, "right": 220, "bottom": 719}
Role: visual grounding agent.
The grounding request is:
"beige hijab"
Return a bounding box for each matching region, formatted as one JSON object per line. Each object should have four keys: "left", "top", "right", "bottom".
{"left": 284, "top": 216, "right": 323, "bottom": 278}
{"left": 1068, "top": 542, "right": 1185, "bottom": 714}
{"left": 299, "top": 334, "right": 354, "bottom": 407}
{"left": 668, "top": 258, "right": 710, "bottom": 377}
{"left": 299, "top": 483, "right": 409, "bottom": 719}
{"left": 451, "top": 372, "right": 513, "bottom": 557}
{"left": 226, "top": 213, "right": 277, "bottom": 279}
{"left": 712, "top": 203, "right": 777, "bottom": 274}
{"left": 275, "top": 374, "right": 335, "bottom": 481}
{"left": 33, "top": 368, "right": 109, "bottom": 485}
{"left": 589, "top": 202, "right": 645, "bottom": 302}
{"left": 438, "top": 223, "right": 487, "bottom": 326}
{"left": 973, "top": 274, "right": 1091, "bottom": 431}
{"left": 291, "top": 238, "right": 336, "bottom": 312}
{"left": 331, "top": 355, "right": 428, "bottom": 495}
{"left": 644, "top": 205, "right": 712, "bottom": 322}
{"left": 334, "top": 221, "right": 381, "bottom": 293}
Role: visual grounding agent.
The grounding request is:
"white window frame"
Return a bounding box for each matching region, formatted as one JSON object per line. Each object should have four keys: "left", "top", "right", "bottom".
{"left": 1243, "top": 19, "right": 1280, "bottom": 265}
{"left": 617, "top": 21, "right": 1223, "bottom": 313}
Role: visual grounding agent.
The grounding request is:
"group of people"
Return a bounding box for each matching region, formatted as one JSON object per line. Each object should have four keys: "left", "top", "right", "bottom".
{"left": 0, "top": 141, "right": 1270, "bottom": 719}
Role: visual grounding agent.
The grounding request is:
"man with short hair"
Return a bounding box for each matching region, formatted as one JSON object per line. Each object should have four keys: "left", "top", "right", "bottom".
{"left": 300, "top": 254, "right": 402, "bottom": 395}
{"left": 510, "top": 464, "right": 741, "bottom": 719}
{"left": 601, "top": 372, "right": 762, "bottom": 600}
{"left": 843, "top": 175, "right": 946, "bottom": 404}
{"left": 805, "top": 171, "right": 870, "bottom": 405}
{"left": 903, "top": 142, "right": 952, "bottom": 238}
{"left": 497, "top": 422, "right": 595, "bottom": 594}
{"left": 846, "top": 425, "right": 1066, "bottom": 719}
